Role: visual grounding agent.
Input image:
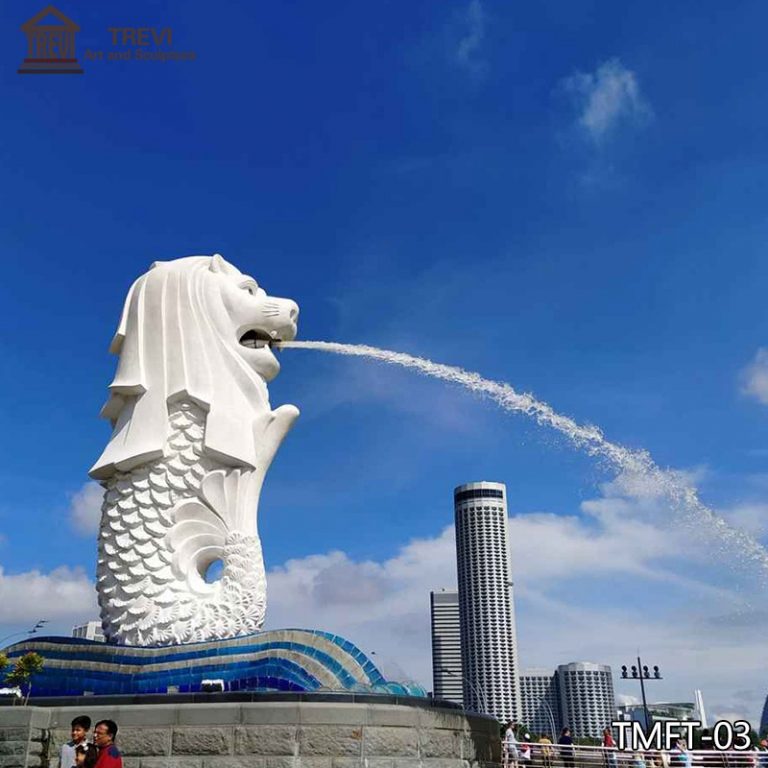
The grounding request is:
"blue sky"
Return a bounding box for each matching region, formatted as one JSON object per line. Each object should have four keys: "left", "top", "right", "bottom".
{"left": 2, "top": 0, "right": 768, "bottom": 723}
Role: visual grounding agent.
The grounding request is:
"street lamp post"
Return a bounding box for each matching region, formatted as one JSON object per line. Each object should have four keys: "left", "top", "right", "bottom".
{"left": 0, "top": 620, "right": 48, "bottom": 649}
{"left": 620, "top": 657, "right": 662, "bottom": 732}
{"left": 436, "top": 667, "right": 490, "bottom": 715}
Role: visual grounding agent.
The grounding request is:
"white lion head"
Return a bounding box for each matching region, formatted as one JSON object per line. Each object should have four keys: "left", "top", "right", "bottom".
{"left": 90, "top": 254, "right": 300, "bottom": 480}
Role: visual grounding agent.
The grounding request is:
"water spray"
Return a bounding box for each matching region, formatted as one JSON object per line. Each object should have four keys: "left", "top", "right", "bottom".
{"left": 275, "top": 339, "right": 768, "bottom": 585}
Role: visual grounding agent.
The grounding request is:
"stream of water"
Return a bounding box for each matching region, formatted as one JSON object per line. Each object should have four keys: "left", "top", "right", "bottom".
{"left": 276, "top": 340, "right": 768, "bottom": 584}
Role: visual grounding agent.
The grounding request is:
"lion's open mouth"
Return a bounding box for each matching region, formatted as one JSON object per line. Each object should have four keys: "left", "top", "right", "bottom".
{"left": 239, "top": 329, "right": 273, "bottom": 349}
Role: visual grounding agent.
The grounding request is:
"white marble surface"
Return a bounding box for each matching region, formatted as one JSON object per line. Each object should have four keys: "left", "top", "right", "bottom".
{"left": 90, "top": 254, "right": 299, "bottom": 645}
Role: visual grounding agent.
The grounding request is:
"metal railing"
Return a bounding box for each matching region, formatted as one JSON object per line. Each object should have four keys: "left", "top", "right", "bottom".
{"left": 503, "top": 743, "right": 768, "bottom": 768}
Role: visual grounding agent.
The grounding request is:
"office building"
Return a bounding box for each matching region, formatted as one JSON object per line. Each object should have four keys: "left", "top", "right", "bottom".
{"left": 617, "top": 701, "right": 696, "bottom": 729}
{"left": 72, "top": 621, "right": 105, "bottom": 643}
{"left": 430, "top": 588, "right": 463, "bottom": 706}
{"left": 557, "top": 662, "right": 615, "bottom": 739}
{"left": 454, "top": 481, "right": 521, "bottom": 721}
{"left": 520, "top": 669, "right": 561, "bottom": 737}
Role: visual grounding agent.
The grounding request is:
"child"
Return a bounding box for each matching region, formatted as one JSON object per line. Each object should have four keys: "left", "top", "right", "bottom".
{"left": 60, "top": 716, "right": 91, "bottom": 768}
{"left": 74, "top": 745, "right": 98, "bottom": 768}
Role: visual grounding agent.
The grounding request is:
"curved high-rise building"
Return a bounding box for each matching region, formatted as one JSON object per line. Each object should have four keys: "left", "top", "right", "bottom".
{"left": 454, "top": 481, "right": 521, "bottom": 722}
{"left": 557, "top": 662, "right": 615, "bottom": 739}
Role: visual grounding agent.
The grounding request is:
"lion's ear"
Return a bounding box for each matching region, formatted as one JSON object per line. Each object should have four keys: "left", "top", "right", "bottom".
{"left": 210, "top": 253, "right": 240, "bottom": 277}
{"left": 210, "top": 253, "right": 227, "bottom": 273}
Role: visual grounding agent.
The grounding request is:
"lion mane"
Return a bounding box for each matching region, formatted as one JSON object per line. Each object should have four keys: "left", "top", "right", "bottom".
{"left": 90, "top": 254, "right": 299, "bottom": 645}
{"left": 90, "top": 254, "right": 297, "bottom": 480}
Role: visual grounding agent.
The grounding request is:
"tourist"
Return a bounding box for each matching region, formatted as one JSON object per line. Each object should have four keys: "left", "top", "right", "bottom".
{"left": 520, "top": 730, "right": 532, "bottom": 764}
{"left": 93, "top": 720, "right": 122, "bottom": 768}
{"left": 758, "top": 739, "right": 768, "bottom": 768}
{"left": 558, "top": 727, "right": 575, "bottom": 768}
{"left": 74, "top": 744, "right": 98, "bottom": 768}
{"left": 537, "top": 735, "right": 554, "bottom": 768}
{"left": 669, "top": 739, "right": 691, "bottom": 768}
{"left": 603, "top": 726, "right": 618, "bottom": 768}
{"left": 504, "top": 721, "right": 520, "bottom": 768}
{"left": 60, "top": 716, "right": 91, "bottom": 768}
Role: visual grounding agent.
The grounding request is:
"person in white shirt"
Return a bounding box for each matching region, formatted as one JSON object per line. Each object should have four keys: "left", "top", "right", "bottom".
{"left": 60, "top": 716, "right": 91, "bottom": 768}
{"left": 503, "top": 721, "right": 520, "bottom": 768}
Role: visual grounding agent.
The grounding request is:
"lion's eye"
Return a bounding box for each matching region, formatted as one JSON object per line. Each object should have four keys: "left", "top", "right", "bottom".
{"left": 241, "top": 283, "right": 257, "bottom": 296}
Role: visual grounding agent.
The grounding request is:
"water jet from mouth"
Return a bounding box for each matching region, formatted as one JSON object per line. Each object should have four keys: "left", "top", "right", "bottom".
{"left": 276, "top": 339, "right": 768, "bottom": 586}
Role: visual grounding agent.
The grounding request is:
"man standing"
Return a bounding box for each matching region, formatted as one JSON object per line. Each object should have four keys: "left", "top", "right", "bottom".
{"left": 60, "top": 716, "right": 91, "bottom": 768}
{"left": 93, "top": 720, "right": 122, "bottom": 768}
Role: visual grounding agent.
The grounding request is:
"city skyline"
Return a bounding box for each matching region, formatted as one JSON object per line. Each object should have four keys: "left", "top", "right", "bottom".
{"left": 2, "top": 0, "right": 767, "bottom": 726}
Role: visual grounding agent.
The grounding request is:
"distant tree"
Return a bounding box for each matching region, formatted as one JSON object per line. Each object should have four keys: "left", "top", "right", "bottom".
{"left": 0, "top": 653, "right": 8, "bottom": 677}
{"left": 5, "top": 652, "right": 44, "bottom": 704}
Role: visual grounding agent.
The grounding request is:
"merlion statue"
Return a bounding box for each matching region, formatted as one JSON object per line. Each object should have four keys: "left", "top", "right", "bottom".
{"left": 90, "top": 254, "right": 299, "bottom": 646}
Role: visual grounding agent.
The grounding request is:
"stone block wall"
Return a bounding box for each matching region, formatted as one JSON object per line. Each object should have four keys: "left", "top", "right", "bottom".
{"left": 0, "top": 708, "right": 49, "bottom": 768}
{"left": 1, "top": 700, "right": 501, "bottom": 768}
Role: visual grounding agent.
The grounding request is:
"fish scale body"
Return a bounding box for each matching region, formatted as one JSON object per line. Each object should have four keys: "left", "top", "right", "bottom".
{"left": 90, "top": 255, "right": 300, "bottom": 647}
{"left": 96, "top": 400, "right": 266, "bottom": 646}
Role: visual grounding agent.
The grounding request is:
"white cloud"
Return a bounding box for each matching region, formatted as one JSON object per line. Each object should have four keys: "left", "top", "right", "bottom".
{"left": 562, "top": 58, "right": 652, "bottom": 143}
{"left": 0, "top": 565, "right": 96, "bottom": 628}
{"left": 721, "top": 502, "right": 768, "bottom": 539}
{"left": 69, "top": 481, "right": 102, "bottom": 535}
{"left": 741, "top": 348, "right": 768, "bottom": 405}
{"left": 455, "top": 0, "right": 487, "bottom": 76}
{"left": 265, "top": 528, "right": 457, "bottom": 685}
{"left": 4, "top": 473, "right": 763, "bottom": 723}
{"left": 263, "top": 477, "right": 764, "bottom": 723}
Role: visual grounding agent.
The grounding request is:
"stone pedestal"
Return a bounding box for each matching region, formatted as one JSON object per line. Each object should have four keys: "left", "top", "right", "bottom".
{"left": 0, "top": 695, "right": 501, "bottom": 768}
{"left": 0, "top": 707, "right": 48, "bottom": 768}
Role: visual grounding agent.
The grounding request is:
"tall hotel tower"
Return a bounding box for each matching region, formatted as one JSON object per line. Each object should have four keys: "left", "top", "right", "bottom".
{"left": 454, "top": 481, "right": 521, "bottom": 722}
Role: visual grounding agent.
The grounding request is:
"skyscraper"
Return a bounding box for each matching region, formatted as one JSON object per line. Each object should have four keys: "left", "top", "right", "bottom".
{"left": 454, "top": 481, "right": 521, "bottom": 722}
{"left": 520, "top": 669, "right": 561, "bottom": 737}
{"left": 557, "top": 662, "right": 615, "bottom": 739}
{"left": 430, "top": 588, "right": 463, "bottom": 706}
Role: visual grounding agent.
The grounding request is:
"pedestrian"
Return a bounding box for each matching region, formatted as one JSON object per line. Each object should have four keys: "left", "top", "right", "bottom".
{"left": 60, "top": 716, "right": 91, "bottom": 768}
{"left": 537, "top": 735, "right": 554, "bottom": 768}
{"left": 93, "top": 720, "right": 122, "bottom": 768}
{"left": 603, "top": 727, "right": 618, "bottom": 768}
{"left": 504, "top": 721, "right": 520, "bottom": 768}
{"left": 558, "top": 727, "right": 575, "bottom": 768}
{"left": 758, "top": 739, "right": 768, "bottom": 768}
{"left": 669, "top": 739, "right": 691, "bottom": 768}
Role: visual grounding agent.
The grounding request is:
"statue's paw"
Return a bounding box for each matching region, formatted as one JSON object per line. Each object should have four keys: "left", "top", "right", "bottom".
{"left": 272, "top": 403, "right": 300, "bottom": 429}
